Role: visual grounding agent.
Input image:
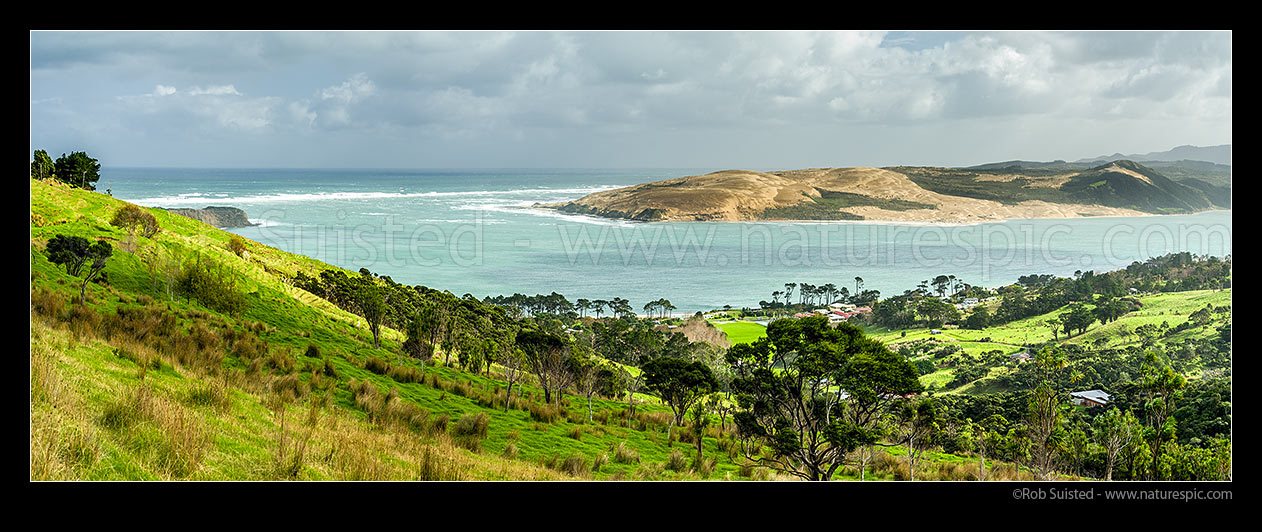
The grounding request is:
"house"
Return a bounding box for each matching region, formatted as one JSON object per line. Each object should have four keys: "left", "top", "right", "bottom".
{"left": 930, "top": 329, "right": 942, "bottom": 335}
{"left": 1070, "top": 390, "right": 1113, "bottom": 408}
{"left": 1010, "top": 350, "right": 1033, "bottom": 363}
{"left": 963, "top": 297, "right": 979, "bottom": 306}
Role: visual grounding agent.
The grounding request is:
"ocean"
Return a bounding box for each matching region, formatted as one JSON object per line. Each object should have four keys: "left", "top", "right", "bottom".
{"left": 103, "top": 168, "right": 1233, "bottom": 313}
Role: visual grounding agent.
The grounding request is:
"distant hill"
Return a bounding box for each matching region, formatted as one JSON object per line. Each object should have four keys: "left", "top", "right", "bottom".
{"left": 540, "top": 160, "right": 1226, "bottom": 223}
{"left": 1076, "top": 144, "right": 1232, "bottom": 166}
{"left": 1059, "top": 160, "right": 1215, "bottom": 213}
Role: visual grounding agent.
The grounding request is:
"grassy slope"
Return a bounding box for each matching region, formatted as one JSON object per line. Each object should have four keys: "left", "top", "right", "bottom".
{"left": 864, "top": 289, "right": 1231, "bottom": 393}
{"left": 30, "top": 178, "right": 739, "bottom": 481}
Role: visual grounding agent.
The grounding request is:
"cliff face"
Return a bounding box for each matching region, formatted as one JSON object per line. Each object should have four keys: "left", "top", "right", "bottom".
{"left": 162, "top": 206, "right": 255, "bottom": 228}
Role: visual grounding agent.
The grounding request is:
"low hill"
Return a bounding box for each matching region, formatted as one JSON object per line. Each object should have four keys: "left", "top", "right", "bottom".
{"left": 542, "top": 161, "right": 1221, "bottom": 223}
{"left": 29, "top": 178, "right": 725, "bottom": 481}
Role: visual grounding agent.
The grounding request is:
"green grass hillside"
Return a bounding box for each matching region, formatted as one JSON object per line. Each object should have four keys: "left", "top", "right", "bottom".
{"left": 865, "top": 288, "right": 1231, "bottom": 394}
{"left": 30, "top": 178, "right": 722, "bottom": 480}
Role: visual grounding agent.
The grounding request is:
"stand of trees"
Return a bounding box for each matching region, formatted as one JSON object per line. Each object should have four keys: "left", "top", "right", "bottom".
{"left": 32, "top": 149, "right": 102, "bottom": 191}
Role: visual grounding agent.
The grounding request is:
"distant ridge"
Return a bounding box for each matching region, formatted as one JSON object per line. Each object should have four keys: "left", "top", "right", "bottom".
{"left": 1076, "top": 144, "right": 1232, "bottom": 166}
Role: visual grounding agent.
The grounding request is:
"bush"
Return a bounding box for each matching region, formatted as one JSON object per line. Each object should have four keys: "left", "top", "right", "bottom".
{"left": 176, "top": 254, "right": 246, "bottom": 315}
{"left": 364, "top": 357, "right": 390, "bottom": 375}
{"left": 110, "top": 204, "right": 160, "bottom": 238}
{"left": 452, "top": 412, "right": 490, "bottom": 439}
{"left": 561, "top": 453, "right": 589, "bottom": 476}
{"left": 228, "top": 235, "right": 248, "bottom": 257}
{"left": 611, "top": 441, "right": 640, "bottom": 464}
{"left": 665, "top": 449, "right": 688, "bottom": 472}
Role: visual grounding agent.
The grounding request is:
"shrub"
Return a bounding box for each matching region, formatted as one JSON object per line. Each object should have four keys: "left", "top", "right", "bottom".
{"left": 528, "top": 402, "right": 558, "bottom": 424}
{"left": 364, "top": 357, "right": 390, "bottom": 375}
{"left": 187, "top": 381, "right": 232, "bottom": 412}
{"left": 429, "top": 414, "right": 450, "bottom": 436}
{"left": 387, "top": 364, "right": 423, "bottom": 384}
{"left": 228, "top": 235, "right": 247, "bottom": 257}
{"left": 110, "top": 204, "right": 160, "bottom": 238}
{"left": 665, "top": 449, "right": 687, "bottom": 472}
{"left": 270, "top": 374, "right": 309, "bottom": 402}
{"left": 452, "top": 412, "right": 490, "bottom": 439}
{"left": 30, "top": 287, "right": 66, "bottom": 320}
{"left": 502, "top": 442, "right": 519, "bottom": 459}
{"left": 177, "top": 254, "right": 246, "bottom": 315}
{"left": 561, "top": 453, "right": 589, "bottom": 476}
{"left": 321, "top": 357, "right": 339, "bottom": 378}
{"left": 591, "top": 453, "right": 609, "bottom": 473}
{"left": 611, "top": 441, "right": 639, "bottom": 464}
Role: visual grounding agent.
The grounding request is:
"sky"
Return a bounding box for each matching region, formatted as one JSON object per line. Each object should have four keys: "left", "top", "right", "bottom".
{"left": 29, "top": 30, "right": 1232, "bottom": 169}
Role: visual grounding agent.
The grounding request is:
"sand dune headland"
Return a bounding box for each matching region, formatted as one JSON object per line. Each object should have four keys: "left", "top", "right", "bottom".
{"left": 539, "top": 167, "right": 1153, "bottom": 224}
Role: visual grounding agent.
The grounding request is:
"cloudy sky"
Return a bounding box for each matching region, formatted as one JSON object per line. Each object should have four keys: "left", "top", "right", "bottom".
{"left": 29, "top": 30, "right": 1231, "bottom": 169}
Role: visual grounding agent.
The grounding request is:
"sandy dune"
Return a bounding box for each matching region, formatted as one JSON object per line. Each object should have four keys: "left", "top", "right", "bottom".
{"left": 543, "top": 167, "right": 1152, "bottom": 223}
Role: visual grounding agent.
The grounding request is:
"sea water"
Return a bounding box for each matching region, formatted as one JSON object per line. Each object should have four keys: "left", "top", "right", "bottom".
{"left": 103, "top": 168, "right": 1233, "bottom": 313}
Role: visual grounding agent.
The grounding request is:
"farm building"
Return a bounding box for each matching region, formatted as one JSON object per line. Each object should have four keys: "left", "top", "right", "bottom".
{"left": 1070, "top": 390, "right": 1113, "bottom": 408}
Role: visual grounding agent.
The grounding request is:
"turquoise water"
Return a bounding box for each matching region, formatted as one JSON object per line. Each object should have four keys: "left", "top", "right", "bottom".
{"left": 104, "top": 168, "right": 1233, "bottom": 313}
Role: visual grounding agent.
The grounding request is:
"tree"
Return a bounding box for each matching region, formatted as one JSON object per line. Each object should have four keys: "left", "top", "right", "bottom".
{"left": 45, "top": 235, "right": 112, "bottom": 304}
{"left": 893, "top": 397, "right": 940, "bottom": 481}
{"left": 1140, "top": 352, "right": 1185, "bottom": 477}
{"left": 641, "top": 356, "right": 719, "bottom": 441}
{"left": 110, "top": 204, "right": 161, "bottom": 247}
{"left": 498, "top": 347, "right": 527, "bottom": 412}
{"left": 968, "top": 414, "right": 1009, "bottom": 481}
{"left": 1093, "top": 407, "right": 1143, "bottom": 481}
{"left": 1060, "top": 303, "right": 1095, "bottom": 337}
{"left": 517, "top": 328, "right": 575, "bottom": 406}
{"left": 53, "top": 151, "right": 101, "bottom": 190}
{"left": 727, "top": 316, "right": 922, "bottom": 481}
{"left": 572, "top": 347, "right": 605, "bottom": 422}
{"left": 31, "top": 149, "right": 55, "bottom": 180}
{"left": 1026, "top": 345, "right": 1078, "bottom": 480}
{"left": 355, "top": 278, "right": 388, "bottom": 349}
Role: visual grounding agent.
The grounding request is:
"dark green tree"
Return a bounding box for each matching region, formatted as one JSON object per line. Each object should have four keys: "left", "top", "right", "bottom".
{"left": 31, "top": 149, "right": 55, "bottom": 180}
{"left": 641, "top": 356, "right": 719, "bottom": 440}
{"left": 516, "top": 328, "right": 575, "bottom": 406}
{"left": 726, "top": 315, "right": 922, "bottom": 481}
{"left": 45, "top": 234, "right": 112, "bottom": 304}
{"left": 53, "top": 151, "right": 101, "bottom": 190}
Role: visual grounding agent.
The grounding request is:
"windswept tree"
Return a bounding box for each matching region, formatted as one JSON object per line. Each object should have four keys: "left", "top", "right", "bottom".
{"left": 53, "top": 151, "right": 101, "bottom": 190}
{"left": 727, "top": 315, "right": 922, "bottom": 481}
{"left": 110, "top": 204, "right": 161, "bottom": 247}
{"left": 517, "top": 328, "right": 575, "bottom": 406}
{"left": 355, "top": 277, "right": 388, "bottom": 349}
{"left": 641, "top": 356, "right": 719, "bottom": 441}
{"left": 45, "top": 235, "right": 113, "bottom": 304}
{"left": 31, "top": 149, "right": 55, "bottom": 180}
